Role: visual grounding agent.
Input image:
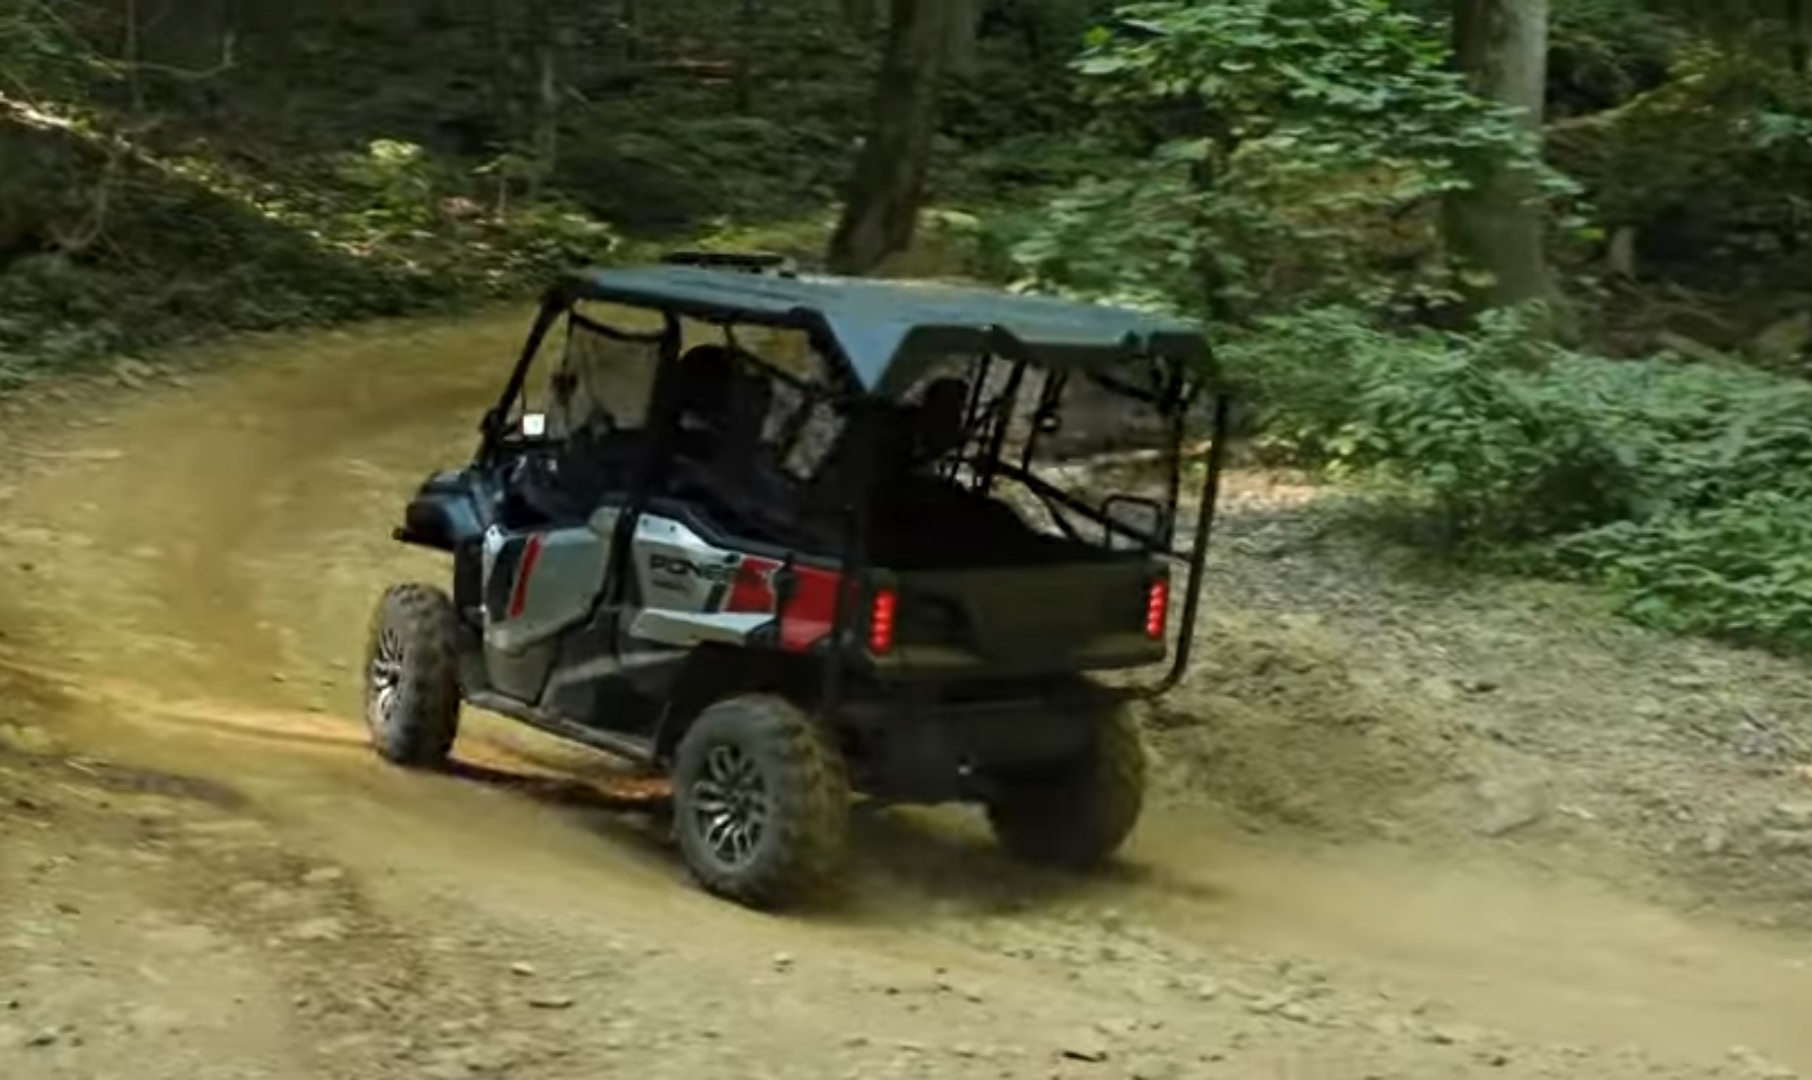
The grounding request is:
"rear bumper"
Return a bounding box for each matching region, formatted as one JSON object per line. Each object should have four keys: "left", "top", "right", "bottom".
{"left": 837, "top": 680, "right": 1127, "bottom": 804}
{"left": 864, "top": 635, "right": 1165, "bottom": 681}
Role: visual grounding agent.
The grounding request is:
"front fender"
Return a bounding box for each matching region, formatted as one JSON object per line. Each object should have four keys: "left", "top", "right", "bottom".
{"left": 395, "top": 470, "right": 487, "bottom": 552}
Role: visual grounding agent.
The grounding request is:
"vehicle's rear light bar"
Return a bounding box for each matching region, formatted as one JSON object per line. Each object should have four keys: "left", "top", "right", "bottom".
{"left": 869, "top": 587, "right": 898, "bottom": 655}
{"left": 1145, "top": 578, "right": 1169, "bottom": 640}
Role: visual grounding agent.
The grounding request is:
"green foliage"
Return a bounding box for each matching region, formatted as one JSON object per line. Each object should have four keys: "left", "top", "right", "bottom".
{"left": 1224, "top": 306, "right": 1638, "bottom": 544}
{"left": 1540, "top": 357, "right": 1812, "bottom": 651}
{"left": 166, "top": 138, "right": 620, "bottom": 294}
{"left": 1645, "top": 0, "right": 1812, "bottom": 53}
{"left": 1, "top": 0, "right": 909, "bottom": 380}
{"left": 331, "top": 139, "right": 438, "bottom": 229}
{"left": 1231, "top": 305, "right": 1812, "bottom": 654}
{"left": 1358, "top": 364, "right": 1635, "bottom": 544}
{"left": 0, "top": 129, "right": 620, "bottom": 380}
{"left": 1009, "top": 0, "right": 1565, "bottom": 319}
{"left": 1547, "top": 0, "right": 1685, "bottom": 116}
{"left": 0, "top": 0, "right": 94, "bottom": 98}
{"left": 1555, "top": 495, "right": 1812, "bottom": 652}
{"left": 1550, "top": 44, "right": 1812, "bottom": 268}
{"left": 558, "top": 117, "right": 848, "bottom": 233}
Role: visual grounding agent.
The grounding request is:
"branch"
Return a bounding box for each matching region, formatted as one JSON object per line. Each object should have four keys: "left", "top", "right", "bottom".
{"left": 1388, "top": 192, "right": 1438, "bottom": 223}
{"left": 116, "top": 31, "right": 237, "bottom": 81}
{"left": 0, "top": 90, "right": 83, "bottom": 133}
{"left": 1059, "top": 439, "right": 1215, "bottom": 470}
{"left": 52, "top": 140, "right": 128, "bottom": 256}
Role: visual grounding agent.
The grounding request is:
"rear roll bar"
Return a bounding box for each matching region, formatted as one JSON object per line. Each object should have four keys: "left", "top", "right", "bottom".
{"left": 1146, "top": 392, "right": 1231, "bottom": 698}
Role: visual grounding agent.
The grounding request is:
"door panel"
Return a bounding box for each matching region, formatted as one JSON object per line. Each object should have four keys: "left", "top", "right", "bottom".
{"left": 479, "top": 514, "right": 616, "bottom": 702}
{"left": 615, "top": 513, "right": 779, "bottom": 696}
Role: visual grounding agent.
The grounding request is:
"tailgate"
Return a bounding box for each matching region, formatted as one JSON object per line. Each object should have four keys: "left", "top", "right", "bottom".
{"left": 879, "top": 557, "right": 1168, "bottom": 678}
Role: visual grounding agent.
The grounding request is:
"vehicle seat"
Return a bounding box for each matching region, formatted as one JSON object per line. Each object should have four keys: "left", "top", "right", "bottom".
{"left": 670, "top": 345, "right": 740, "bottom": 460}
{"left": 798, "top": 379, "right": 960, "bottom": 531}
{"left": 909, "top": 377, "right": 970, "bottom": 467}
{"left": 616, "top": 343, "right": 741, "bottom": 506}
{"left": 676, "top": 361, "right": 811, "bottom": 541}
{"left": 862, "top": 376, "right": 970, "bottom": 487}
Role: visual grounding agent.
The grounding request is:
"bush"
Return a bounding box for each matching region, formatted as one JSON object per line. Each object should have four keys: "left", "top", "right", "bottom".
{"left": 1555, "top": 495, "right": 1812, "bottom": 652}
{"left": 1541, "top": 358, "right": 1812, "bottom": 652}
{"left": 1229, "top": 306, "right": 1812, "bottom": 653}
{"left": 1557, "top": 354, "right": 1812, "bottom": 510}
{"left": 0, "top": 131, "right": 622, "bottom": 376}
{"left": 1547, "top": 0, "right": 1684, "bottom": 116}
{"left": 557, "top": 117, "right": 846, "bottom": 234}
{"left": 0, "top": 0, "right": 97, "bottom": 99}
{"left": 1224, "top": 307, "right": 1638, "bottom": 544}
{"left": 1351, "top": 351, "right": 1637, "bottom": 545}
{"left": 1548, "top": 47, "right": 1812, "bottom": 271}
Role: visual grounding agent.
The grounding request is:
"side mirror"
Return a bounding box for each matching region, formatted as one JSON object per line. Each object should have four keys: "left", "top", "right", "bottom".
{"left": 1101, "top": 494, "right": 1170, "bottom": 552}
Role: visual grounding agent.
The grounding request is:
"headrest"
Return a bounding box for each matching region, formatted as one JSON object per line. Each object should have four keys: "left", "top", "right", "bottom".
{"left": 916, "top": 377, "right": 969, "bottom": 458}
{"left": 674, "top": 345, "right": 740, "bottom": 419}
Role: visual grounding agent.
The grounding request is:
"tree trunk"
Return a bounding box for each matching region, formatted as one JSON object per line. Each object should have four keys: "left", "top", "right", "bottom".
{"left": 523, "top": 0, "right": 559, "bottom": 199}
{"left": 1788, "top": 0, "right": 1809, "bottom": 76}
{"left": 484, "top": 0, "right": 514, "bottom": 137}
{"left": 735, "top": 0, "right": 760, "bottom": 113}
{"left": 826, "top": 0, "right": 951, "bottom": 275}
{"left": 841, "top": 0, "right": 879, "bottom": 39}
{"left": 945, "top": 0, "right": 981, "bottom": 78}
{"left": 621, "top": 0, "right": 643, "bottom": 61}
{"left": 123, "top": 0, "right": 144, "bottom": 111}
{"left": 530, "top": 39, "right": 558, "bottom": 198}
{"left": 1442, "top": 0, "right": 1556, "bottom": 312}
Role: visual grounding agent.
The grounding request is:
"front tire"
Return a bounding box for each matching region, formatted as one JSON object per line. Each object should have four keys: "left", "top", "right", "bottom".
{"left": 672, "top": 694, "right": 850, "bottom": 908}
{"left": 985, "top": 706, "right": 1147, "bottom": 871}
{"left": 363, "top": 583, "right": 462, "bottom": 769}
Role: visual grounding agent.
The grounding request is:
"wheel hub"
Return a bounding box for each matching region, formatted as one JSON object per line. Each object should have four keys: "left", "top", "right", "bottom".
{"left": 690, "top": 742, "right": 769, "bottom": 868}
{"left": 368, "top": 627, "right": 404, "bottom": 731}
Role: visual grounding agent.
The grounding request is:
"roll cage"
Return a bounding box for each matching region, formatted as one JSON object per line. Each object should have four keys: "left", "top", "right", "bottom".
{"left": 473, "top": 256, "right": 1231, "bottom": 703}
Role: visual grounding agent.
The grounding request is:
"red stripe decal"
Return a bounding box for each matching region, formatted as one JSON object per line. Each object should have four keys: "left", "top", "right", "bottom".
{"left": 507, "top": 534, "right": 545, "bottom": 619}
{"left": 779, "top": 566, "right": 841, "bottom": 653}
{"left": 722, "top": 555, "right": 843, "bottom": 652}
{"left": 725, "top": 556, "right": 779, "bottom": 613}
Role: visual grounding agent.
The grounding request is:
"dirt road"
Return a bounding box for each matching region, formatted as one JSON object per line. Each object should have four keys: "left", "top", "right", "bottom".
{"left": 3, "top": 310, "right": 1811, "bottom": 1079}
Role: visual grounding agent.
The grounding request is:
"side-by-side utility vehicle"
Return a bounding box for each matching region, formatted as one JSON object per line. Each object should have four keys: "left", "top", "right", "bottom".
{"left": 364, "top": 251, "right": 1229, "bottom": 908}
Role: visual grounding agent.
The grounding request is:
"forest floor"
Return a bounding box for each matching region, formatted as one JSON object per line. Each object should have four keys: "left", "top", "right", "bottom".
{"left": 1, "top": 309, "right": 1810, "bottom": 1080}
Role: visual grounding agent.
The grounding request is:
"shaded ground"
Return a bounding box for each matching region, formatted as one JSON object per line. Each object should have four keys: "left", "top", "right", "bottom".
{"left": 2, "top": 311, "right": 1811, "bottom": 1079}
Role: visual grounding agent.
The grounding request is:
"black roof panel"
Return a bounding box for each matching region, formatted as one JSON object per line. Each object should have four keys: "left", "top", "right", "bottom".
{"left": 558, "top": 265, "right": 1207, "bottom": 392}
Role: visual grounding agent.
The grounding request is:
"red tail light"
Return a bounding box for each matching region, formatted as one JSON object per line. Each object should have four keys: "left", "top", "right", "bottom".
{"left": 869, "top": 587, "right": 898, "bottom": 655}
{"left": 1145, "top": 579, "right": 1169, "bottom": 639}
